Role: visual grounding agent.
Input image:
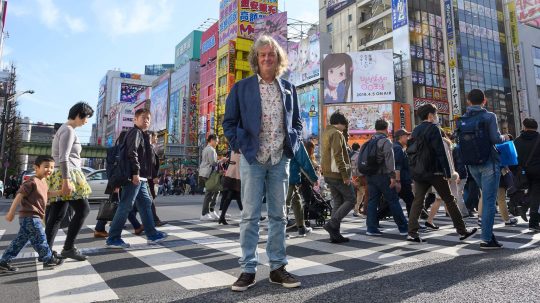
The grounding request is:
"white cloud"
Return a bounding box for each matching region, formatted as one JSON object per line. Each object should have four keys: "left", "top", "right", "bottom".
{"left": 92, "top": 0, "right": 174, "bottom": 37}
{"left": 36, "top": 0, "right": 61, "bottom": 28}
{"left": 64, "top": 15, "right": 87, "bottom": 33}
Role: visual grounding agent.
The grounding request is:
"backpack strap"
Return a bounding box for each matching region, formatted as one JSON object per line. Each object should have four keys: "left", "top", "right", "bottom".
{"left": 524, "top": 136, "right": 540, "bottom": 169}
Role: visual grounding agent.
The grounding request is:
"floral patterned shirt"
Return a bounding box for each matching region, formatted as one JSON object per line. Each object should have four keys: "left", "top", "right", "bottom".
{"left": 256, "top": 75, "right": 285, "bottom": 165}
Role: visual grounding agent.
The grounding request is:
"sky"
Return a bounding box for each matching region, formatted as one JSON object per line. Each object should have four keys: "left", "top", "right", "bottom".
{"left": 3, "top": 0, "right": 319, "bottom": 143}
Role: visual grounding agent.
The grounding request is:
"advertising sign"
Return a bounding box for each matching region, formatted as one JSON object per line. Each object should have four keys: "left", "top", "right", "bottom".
{"left": 287, "top": 33, "right": 321, "bottom": 86}
{"left": 327, "top": 0, "right": 355, "bottom": 18}
{"left": 201, "top": 21, "right": 219, "bottom": 66}
{"left": 150, "top": 77, "right": 169, "bottom": 132}
{"left": 219, "top": 0, "right": 239, "bottom": 48}
{"left": 443, "top": 0, "right": 461, "bottom": 117}
{"left": 170, "top": 65, "right": 190, "bottom": 144}
{"left": 254, "top": 11, "right": 287, "bottom": 49}
{"left": 392, "top": 0, "right": 408, "bottom": 29}
{"left": 322, "top": 50, "right": 395, "bottom": 104}
{"left": 175, "top": 31, "right": 203, "bottom": 69}
{"left": 298, "top": 88, "right": 319, "bottom": 140}
{"left": 119, "top": 83, "right": 148, "bottom": 103}
{"left": 325, "top": 103, "right": 393, "bottom": 134}
{"left": 238, "top": 0, "right": 278, "bottom": 40}
{"left": 516, "top": 0, "right": 540, "bottom": 29}
{"left": 413, "top": 98, "right": 450, "bottom": 114}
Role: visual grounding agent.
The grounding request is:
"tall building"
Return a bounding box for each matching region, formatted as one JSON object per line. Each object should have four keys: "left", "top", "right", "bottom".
{"left": 175, "top": 31, "right": 203, "bottom": 70}
{"left": 145, "top": 64, "right": 175, "bottom": 76}
{"left": 199, "top": 21, "right": 219, "bottom": 144}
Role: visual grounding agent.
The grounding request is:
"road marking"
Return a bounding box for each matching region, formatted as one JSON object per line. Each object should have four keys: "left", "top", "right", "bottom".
{"left": 36, "top": 230, "right": 118, "bottom": 303}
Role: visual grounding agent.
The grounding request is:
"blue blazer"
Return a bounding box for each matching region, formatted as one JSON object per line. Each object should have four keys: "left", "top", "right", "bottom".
{"left": 222, "top": 75, "right": 303, "bottom": 165}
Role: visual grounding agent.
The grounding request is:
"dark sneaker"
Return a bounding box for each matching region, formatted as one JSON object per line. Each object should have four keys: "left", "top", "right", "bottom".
{"left": 323, "top": 222, "right": 341, "bottom": 241}
{"left": 459, "top": 228, "right": 478, "bottom": 241}
{"left": 106, "top": 239, "right": 131, "bottom": 249}
{"left": 269, "top": 265, "right": 301, "bottom": 288}
{"left": 61, "top": 247, "right": 87, "bottom": 261}
{"left": 43, "top": 255, "right": 64, "bottom": 269}
{"left": 505, "top": 218, "right": 518, "bottom": 226}
{"left": 425, "top": 222, "right": 439, "bottom": 230}
{"left": 148, "top": 232, "right": 168, "bottom": 245}
{"left": 231, "top": 272, "right": 256, "bottom": 292}
{"left": 480, "top": 238, "right": 503, "bottom": 249}
{"left": 297, "top": 226, "right": 312, "bottom": 237}
{"left": 330, "top": 235, "right": 350, "bottom": 244}
{"left": 529, "top": 226, "right": 540, "bottom": 232}
{"left": 407, "top": 235, "right": 426, "bottom": 244}
{"left": 366, "top": 230, "right": 383, "bottom": 236}
{"left": 0, "top": 261, "right": 19, "bottom": 272}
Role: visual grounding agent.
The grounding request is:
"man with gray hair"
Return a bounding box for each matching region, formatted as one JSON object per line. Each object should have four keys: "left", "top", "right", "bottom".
{"left": 223, "top": 35, "right": 303, "bottom": 291}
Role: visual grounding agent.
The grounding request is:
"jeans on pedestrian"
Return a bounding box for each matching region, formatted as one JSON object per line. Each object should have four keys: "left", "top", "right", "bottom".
{"left": 366, "top": 175, "right": 408, "bottom": 233}
{"left": 107, "top": 181, "right": 158, "bottom": 243}
{"left": 1, "top": 217, "right": 52, "bottom": 263}
{"left": 324, "top": 177, "right": 356, "bottom": 230}
{"left": 95, "top": 219, "right": 107, "bottom": 232}
{"left": 238, "top": 155, "right": 290, "bottom": 274}
{"left": 468, "top": 160, "right": 501, "bottom": 242}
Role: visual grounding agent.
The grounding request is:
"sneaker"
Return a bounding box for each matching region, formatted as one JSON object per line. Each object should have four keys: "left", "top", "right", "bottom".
{"left": 505, "top": 218, "right": 518, "bottom": 226}
{"left": 323, "top": 222, "right": 341, "bottom": 241}
{"left": 43, "top": 255, "right": 64, "bottom": 269}
{"left": 407, "top": 235, "right": 426, "bottom": 244}
{"left": 134, "top": 226, "right": 145, "bottom": 235}
{"left": 366, "top": 230, "right": 383, "bottom": 236}
{"left": 330, "top": 235, "right": 350, "bottom": 244}
{"left": 106, "top": 239, "right": 131, "bottom": 249}
{"left": 480, "top": 237, "right": 503, "bottom": 249}
{"left": 61, "top": 247, "right": 87, "bottom": 261}
{"left": 425, "top": 222, "right": 439, "bottom": 230}
{"left": 298, "top": 226, "right": 312, "bottom": 237}
{"left": 94, "top": 230, "right": 109, "bottom": 238}
{"left": 269, "top": 265, "right": 301, "bottom": 288}
{"left": 231, "top": 272, "right": 256, "bottom": 292}
{"left": 459, "top": 228, "right": 478, "bottom": 241}
{"left": 210, "top": 211, "right": 220, "bottom": 220}
{"left": 399, "top": 231, "right": 408, "bottom": 236}
{"left": 0, "top": 261, "right": 19, "bottom": 272}
{"left": 200, "top": 213, "right": 214, "bottom": 221}
{"left": 418, "top": 226, "right": 428, "bottom": 233}
{"left": 148, "top": 232, "right": 168, "bottom": 245}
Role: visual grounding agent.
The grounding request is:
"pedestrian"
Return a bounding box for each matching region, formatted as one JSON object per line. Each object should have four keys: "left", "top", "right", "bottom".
{"left": 199, "top": 134, "right": 227, "bottom": 221}
{"left": 350, "top": 142, "right": 367, "bottom": 218}
{"left": 451, "top": 135, "right": 471, "bottom": 217}
{"left": 457, "top": 89, "right": 509, "bottom": 249}
{"left": 363, "top": 120, "right": 408, "bottom": 237}
{"left": 0, "top": 156, "right": 64, "bottom": 272}
{"left": 407, "top": 103, "right": 477, "bottom": 243}
{"left": 218, "top": 151, "right": 243, "bottom": 225}
{"left": 147, "top": 131, "right": 166, "bottom": 226}
{"left": 513, "top": 118, "right": 540, "bottom": 231}
{"left": 105, "top": 108, "right": 168, "bottom": 248}
{"left": 320, "top": 111, "right": 356, "bottom": 243}
{"left": 222, "top": 35, "right": 302, "bottom": 291}
{"left": 45, "top": 102, "right": 93, "bottom": 261}
{"left": 286, "top": 142, "right": 318, "bottom": 237}
{"left": 393, "top": 129, "right": 418, "bottom": 217}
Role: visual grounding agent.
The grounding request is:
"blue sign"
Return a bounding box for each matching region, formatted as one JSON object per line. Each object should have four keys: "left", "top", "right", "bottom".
{"left": 444, "top": 0, "right": 454, "bottom": 38}
{"left": 392, "top": 0, "right": 408, "bottom": 30}
{"left": 326, "top": 0, "right": 355, "bottom": 18}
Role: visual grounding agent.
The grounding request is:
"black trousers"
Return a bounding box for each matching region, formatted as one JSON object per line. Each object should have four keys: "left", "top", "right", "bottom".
{"left": 219, "top": 190, "right": 243, "bottom": 220}
{"left": 45, "top": 199, "right": 90, "bottom": 250}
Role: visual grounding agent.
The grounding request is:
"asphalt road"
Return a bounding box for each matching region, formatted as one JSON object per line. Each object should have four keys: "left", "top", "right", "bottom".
{"left": 0, "top": 194, "right": 539, "bottom": 303}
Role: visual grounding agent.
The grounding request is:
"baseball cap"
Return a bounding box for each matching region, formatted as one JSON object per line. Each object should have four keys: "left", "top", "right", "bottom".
{"left": 394, "top": 129, "right": 411, "bottom": 138}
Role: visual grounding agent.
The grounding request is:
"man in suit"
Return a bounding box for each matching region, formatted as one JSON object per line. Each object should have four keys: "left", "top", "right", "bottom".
{"left": 223, "top": 35, "right": 302, "bottom": 292}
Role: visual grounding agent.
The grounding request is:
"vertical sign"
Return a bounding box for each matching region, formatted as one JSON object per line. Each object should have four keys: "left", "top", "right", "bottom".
{"left": 443, "top": 0, "right": 461, "bottom": 118}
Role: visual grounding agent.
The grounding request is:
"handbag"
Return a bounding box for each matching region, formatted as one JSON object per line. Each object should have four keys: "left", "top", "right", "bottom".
{"left": 515, "top": 136, "right": 540, "bottom": 190}
{"left": 96, "top": 193, "right": 119, "bottom": 221}
{"left": 205, "top": 171, "right": 223, "bottom": 192}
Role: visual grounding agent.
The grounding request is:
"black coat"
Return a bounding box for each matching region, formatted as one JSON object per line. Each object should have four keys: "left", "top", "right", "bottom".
{"left": 124, "top": 126, "right": 153, "bottom": 178}
{"left": 514, "top": 130, "right": 540, "bottom": 178}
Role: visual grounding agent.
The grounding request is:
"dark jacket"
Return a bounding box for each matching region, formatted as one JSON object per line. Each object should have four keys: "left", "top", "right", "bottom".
{"left": 514, "top": 130, "right": 540, "bottom": 178}
{"left": 411, "top": 121, "right": 451, "bottom": 178}
{"left": 393, "top": 142, "right": 411, "bottom": 184}
{"left": 462, "top": 105, "right": 505, "bottom": 163}
{"left": 289, "top": 143, "right": 318, "bottom": 185}
{"left": 222, "top": 75, "right": 303, "bottom": 165}
{"left": 124, "top": 126, "right": 153, "bottom": 178}
{"left": 452, "top": 147, "right": 468, "bottom": 180}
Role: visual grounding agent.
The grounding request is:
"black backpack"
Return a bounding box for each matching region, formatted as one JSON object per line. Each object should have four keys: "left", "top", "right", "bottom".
{"left": 455, "top": 113, "right": 492, "bottom": 165}
{"left": 406, "top": 125, "right": 435, "bottom": 181}
{"left": 106, "top": 133, "right": 132, "bottom": 188}
{"left": 357, "top": 136, "right": 383, "bottom": 176}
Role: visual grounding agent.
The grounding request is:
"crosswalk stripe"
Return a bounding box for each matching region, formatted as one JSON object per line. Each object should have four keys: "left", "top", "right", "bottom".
{"left": 115, "top": 227, "right": 238, "bottom": 290}
{"left": 36, "top": 229, "right": 119, "bottom": 303}
{"left": 159, "top": 224, "right": 343, "bottom": 276}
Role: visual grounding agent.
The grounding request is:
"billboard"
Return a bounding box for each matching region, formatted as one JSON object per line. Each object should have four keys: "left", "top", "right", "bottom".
{"left": 298, "top": 88, "right": 319, "bottom": 140}
{"left": 392, "top": 0, "right": 408, "bottom": 30}
{"left": 287, "top": 33, "right": 321, "bottom": 86}
{"left": 238, "top": 0, "right": 278, "bottom": 40}
{"left": 175, "top": 31, "right": 203, "bottom": 69}
{"left": 201, "top": 21, "right": 219, "bottom": 66}
{"left": 325, "top": 103, "right": 393, "bottom": 134}
{"left": 150, "top": 75, "right": 169, "bottom": 132}
{"left": 169, "top": 65, "right": 190, "bottom": 143}
{"left": 219, "top": 0, "right": 239, "bottom": 48}
{"left": 254, "top": 11, "right": 287, "bottom": 49}
{"left": 119, "top": 83, "right": 148, "bottom": 103}
{"left": 327, "top": 0, "right": 355, "bottom": 18}
{"left": 322, "top": 50, "right": 395, "bottom": 104}
{"left": 516, "top": 0, "right": 540, "bottom": 29}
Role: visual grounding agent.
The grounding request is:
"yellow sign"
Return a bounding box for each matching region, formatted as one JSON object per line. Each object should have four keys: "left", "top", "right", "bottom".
{"left": 508, "top": 2, "right": 519, "bottom": 47}
{"left": 449, "top": 59, "right": 456, "bottom": 69}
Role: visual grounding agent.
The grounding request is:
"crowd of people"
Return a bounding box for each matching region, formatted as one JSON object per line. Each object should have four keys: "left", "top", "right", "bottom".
{"left": 1, "top": 35, "right": 538, "bottom": 295}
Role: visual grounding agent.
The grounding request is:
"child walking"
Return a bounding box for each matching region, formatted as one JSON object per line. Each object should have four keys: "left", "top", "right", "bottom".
{"left": 0, "top": 156, "right": 64, "bottom": 272}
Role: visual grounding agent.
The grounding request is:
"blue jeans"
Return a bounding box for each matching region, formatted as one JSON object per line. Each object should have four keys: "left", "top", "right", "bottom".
{"left": 366, "top": 175, "right": 408, "bottom": 233}
{"left": 1, "top": 217, "right": 52, "bottom": 263}
{"left": 107, "top": 181, "right": 158, "bottom": 243}
{"left": 239, "top": 155, "right": 290, "bottom": 273}
{"left": 468, "top": 160, "right": 501, "bottom": 242}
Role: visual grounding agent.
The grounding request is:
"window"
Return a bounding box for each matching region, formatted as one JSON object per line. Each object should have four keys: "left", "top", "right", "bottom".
{"left": 327, "top": 23, "right": 333, "bottom": 33}
{"left": 537, "top": 85, "right": 540, "bottom": 100}
{"left": 535, "top": 65, "right": 540, "bottom": 81}
{"left": 534, "top": 46, "right": 540, "bottom": 60}
{"left": 348, "top": 14, "right": 353, "bottom": 22}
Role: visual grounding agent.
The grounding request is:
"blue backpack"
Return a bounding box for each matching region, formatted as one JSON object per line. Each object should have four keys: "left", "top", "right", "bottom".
{"left": 456, "top": 113, "right": 492, "bottom": 165}
{"left": 106, "top": 134, "right": 132, "bottom": 187}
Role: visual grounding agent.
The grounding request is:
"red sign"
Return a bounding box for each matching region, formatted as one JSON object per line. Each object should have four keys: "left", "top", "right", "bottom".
{"left": 413, "top": 98, "right": 450, "bottom": 114}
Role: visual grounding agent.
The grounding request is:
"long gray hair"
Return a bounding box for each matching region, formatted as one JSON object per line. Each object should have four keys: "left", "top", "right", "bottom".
{"left": 248, "top": 35, "right": 288, "bottom": 77}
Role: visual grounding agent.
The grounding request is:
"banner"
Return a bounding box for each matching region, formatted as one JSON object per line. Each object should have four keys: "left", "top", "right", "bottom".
{"left": 443, "top": 0, "right": 461, "bottom": 117}
{"left": 287, "top": 33, "right": 321, "bottom": 86}
{"left": 254, "top": 11, "right": 287, "bottom": 50}
{"left": 413, "top": 97, "right": 450, "bottom": 114}
{"left": 219, "top": 0, "right": 239, "bottom": 48}
{"left": 392, "top": 0, "right": 408, "bottom": 30}
{"left": 322, "top": 50, "right": 395, "bottom": 104}
{"left": 298, "top": 88, "right": 319, "bottom": 140}
{"left": 516, "top": 0, "right": 540, "bottom": 29}
{"left": 119, "top": 83, "right": 148, "bottom": 103}
{"left": 150, "top": 78, "right": 169, "bottom": 132}
{"left": 327, "top": 0, "right": 355, "bottom": 18}
{"left": 238, "top": 0, "right": 278, "bottom": 40}
{"left": 325, "top": 103, "right": 393, "bottom": 134}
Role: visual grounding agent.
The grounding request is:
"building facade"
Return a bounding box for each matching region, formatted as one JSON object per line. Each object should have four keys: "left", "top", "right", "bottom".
{"left": 199, "top": 21, "right": 219, "bottom": 144}
{"left": 145, "top": 64, "right": 175, "bottom": 76}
